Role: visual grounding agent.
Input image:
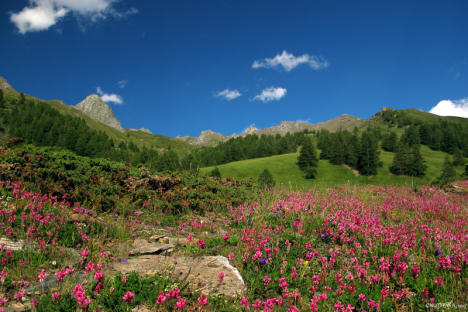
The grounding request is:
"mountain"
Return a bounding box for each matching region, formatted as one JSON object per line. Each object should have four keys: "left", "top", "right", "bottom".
{"left": 76, "top": 94, "right": 123, "bottom": 131}
{"left": 0, "top": 77, "right": 16, "bottom": 93}
{"left": 178, "top": 130, "right": 228, "bottom": 146}
{"left": 180, "top": 114, "right": 363, "bottom": 146}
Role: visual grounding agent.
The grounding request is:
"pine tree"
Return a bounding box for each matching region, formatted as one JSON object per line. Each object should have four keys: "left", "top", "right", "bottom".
{"left": 357, "top": 131, "right": 380, "bottom": 176}
{"left": 408, "top": 145, "right": 426, "bottom": 177}
{"left": 435, "top": 156, "right": 456, "bottom": 186}
{"left": 453, "top": 148, "right": 465, "bottom": 166}
{"left": 381, "top": 131, "right": 397, "bottom": 152}
{"left": 297, "top": 138, "right": 318, "bottom": 173}
{"left": 390, "top": 143, "right": 426, "bottom": 177}
{"left": 258, "top": 169, "right": 275, "bottom": 188}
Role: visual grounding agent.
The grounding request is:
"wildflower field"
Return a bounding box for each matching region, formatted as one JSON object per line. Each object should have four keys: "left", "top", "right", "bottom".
{"left": 0, "top": 147, "right": 467, "bottom": 311}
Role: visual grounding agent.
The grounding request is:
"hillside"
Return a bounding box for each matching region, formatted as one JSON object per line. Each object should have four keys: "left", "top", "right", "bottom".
{"left": 0, "top": 77, "right": 194, "bottom": 155}
{"left": 200, "top": 145, "right": 466, "bottom": 189}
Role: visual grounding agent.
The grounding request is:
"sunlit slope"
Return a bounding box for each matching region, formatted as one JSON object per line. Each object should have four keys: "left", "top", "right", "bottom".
{"left": 200, "top": 145, "right": 465, "bottom": 189}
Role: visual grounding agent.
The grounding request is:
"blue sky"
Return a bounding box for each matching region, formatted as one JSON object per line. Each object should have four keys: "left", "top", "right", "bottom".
{"left": 1, "top": 0, "right": 468, "bottom": 137}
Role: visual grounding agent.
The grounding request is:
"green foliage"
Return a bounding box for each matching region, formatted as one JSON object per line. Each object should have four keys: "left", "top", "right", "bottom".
{"left": 376, "top": 108, "right": 468, "bottom": 156}
{"left": 433, "top": 156, "right": 457, "bottom": 186}
{"left": 210, "top": 167, "right": 221, "bottom": 178}
{"left": 381, "top": 131, "right": 397, "bottom": 152}
{"left": 390, "top": 143, "right": 426, "bottom": 177}
{"left": 357, "top": 130, "right": 380, "bottom": 175}
{"left": 452, "top": 148, "right": 465, "bottom": 166}
{"left": 258, "top": 169, "right": 275, "bottom": 188}
{"left": 0, "top": 145, "right": 257, "bottom": 214}
{"left": 297, "top": 137, "right": 318, "bottom": 172}
{"left": 36, "top": 293, "right": 77, "bottom": 312}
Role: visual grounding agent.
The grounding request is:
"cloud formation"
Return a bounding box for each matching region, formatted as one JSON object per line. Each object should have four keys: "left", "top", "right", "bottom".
{"left": 253, "top": 87, "right": 287, "bottom": 102}
{"left": 97, "top": 86, "right": 123, "bottom": 105}
{"left": 429, "top": 98, "right": 468, "bottom": 118}
{"left": 10, "top": 0, "right": 137, "bottom": 34}
{"left": 216, "top": 89, "right": 241, "bottom": 100}
{"left": 252, "top": 51, "right": 328, "bottom": 72}
{"left": 117, "top": 80, "right": 128, "bottom": 88}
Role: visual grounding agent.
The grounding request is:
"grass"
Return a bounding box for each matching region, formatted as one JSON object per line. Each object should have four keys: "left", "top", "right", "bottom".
{"left": 200, "top": 145, "right": 466, "bottom": 190}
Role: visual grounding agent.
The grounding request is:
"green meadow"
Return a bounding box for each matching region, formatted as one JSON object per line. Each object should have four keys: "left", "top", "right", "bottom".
{"left": 201, "top": 145, "right": 465, "bottom": 190}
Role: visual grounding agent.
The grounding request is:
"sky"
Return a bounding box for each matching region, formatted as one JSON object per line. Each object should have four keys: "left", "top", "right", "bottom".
{"left": 1, "top": 0, "right": 468, "bottom": 137}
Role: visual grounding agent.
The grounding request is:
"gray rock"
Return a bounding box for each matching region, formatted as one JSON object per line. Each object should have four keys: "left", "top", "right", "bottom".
{"left": 129, "top": 239, "right": 174, "bottom": 256}
{"left": 113, "top": 255, "right": 245, "bottom": 298}
{"left": 0, "top": 238, "right": 26, "bottom": 251}
{"left": 76, "top": 94, "right": 123, "bottom": 131}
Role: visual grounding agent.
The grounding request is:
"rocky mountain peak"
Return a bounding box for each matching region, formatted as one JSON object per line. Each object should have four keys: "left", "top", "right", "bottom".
{"left": 76, "top": 94, "right": 123, "bottom": 131}
{"left": 242, "top": 126, "right": 258, "bottom": 136}
{"left": 0, "top": 77, "right": 16, "bottom": 92}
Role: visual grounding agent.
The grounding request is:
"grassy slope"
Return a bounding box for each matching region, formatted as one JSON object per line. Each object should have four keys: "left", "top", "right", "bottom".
{"left": 200, "top": 145, "right": 466, "bottom": 190}
{"left": 2, "top": 91, "right": 194, "bottom": 155}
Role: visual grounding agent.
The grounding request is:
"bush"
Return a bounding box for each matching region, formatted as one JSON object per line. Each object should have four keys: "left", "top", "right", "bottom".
{"left": 209, "top": 167, "right": 221, "bottom": 178}
{"left": 258, "top": 169, "right": 275, "bottom": 188}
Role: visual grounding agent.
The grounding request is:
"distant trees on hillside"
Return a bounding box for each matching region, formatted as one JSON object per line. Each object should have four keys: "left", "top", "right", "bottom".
{"left": 188, "top": 131, "right": 310, "bottom": 168}
{"left": 318, "top": 128, "right": 381, "bottom": 176}
{"left": 0, "top": 94, "right": 185, "bottom": 172}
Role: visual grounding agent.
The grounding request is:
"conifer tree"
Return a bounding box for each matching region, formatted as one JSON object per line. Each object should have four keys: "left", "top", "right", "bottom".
{"left": 258, "top": 169, "right": 275, "bottom": 188}
{"left": 381, "top": 131, "right": 397, "bottom": 152}
{"left": 435, "top": 156, "right": 456, "bottom": 186}
{"left": 297, "top": 137, "right": 318, "bottom": 179}
{"left": 357, "top": 131, "right": 380, "bottom": 175}
{"left": 453, "top": 148, "right": 465, "bottom": 166}
{"left": 210, "top": 167, "right": 221, "bottom": 178}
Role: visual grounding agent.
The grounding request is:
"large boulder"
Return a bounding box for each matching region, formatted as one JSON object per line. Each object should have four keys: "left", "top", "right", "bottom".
{"left": 113, "top": 255, "right": 245, "bottom": 298}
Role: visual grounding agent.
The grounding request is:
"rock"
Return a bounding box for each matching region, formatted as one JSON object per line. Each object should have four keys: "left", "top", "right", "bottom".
{"left": 129, "top": 239, "right": 174, "bottom": 256}
{"left": 131, "top": 306, "right": 153, "bottom": 312}
{"left": 76, "top": 94, "right": 123, "bottom": 131}
{"left": 26, "top": 272, "right": 92, "bottom": 295}
{"left": 0, "top": 238, "right": 26, "bottom": 251}
{"left": 6, "top": 302, "right": 32, "bottom": 312}
{"left": 113, "top": 255, "right": 245, "bottom": 298}
{"left": 149, "top": 234, "right": 166, "bottom": 241}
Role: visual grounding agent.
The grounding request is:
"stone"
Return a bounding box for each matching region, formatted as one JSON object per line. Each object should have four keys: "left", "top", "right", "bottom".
{"left": 129, "top": 239, "right": 174, "bottom": 256}
{"left": 6, "top": 302, "right": 32, "bottom": 312}
{"left": 113, "top": 255, "right": 245, "bottom": 298}
{"left": 0, "top": 238, "right": 26, "bottom": 251}
{"left": 131, "top": 306, "right": 153, "bottom": 312}
{"left": 76, "top": 94, "right": 123, "bottom": 131}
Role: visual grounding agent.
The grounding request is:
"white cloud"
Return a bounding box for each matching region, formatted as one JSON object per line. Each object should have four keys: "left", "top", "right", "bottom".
{"left": 10, "top": 0, "right": 137, "bottom": 34}
{"left": 216, "top": 89, "right": 241, "bottom": 100}
{"left": 252, "top": 50, "right": 329, "bottom": 72}
{"left": 117, "top": 80, "right": 128, "bottom": 88}
{"left": 429, "top": 98, "right": 468, "bottom": 118}
{"left": 253, "top": 87, "right": 287, "bottom": 102}
{"left": 96, "top": 86, "right": 123, "bottom": 105}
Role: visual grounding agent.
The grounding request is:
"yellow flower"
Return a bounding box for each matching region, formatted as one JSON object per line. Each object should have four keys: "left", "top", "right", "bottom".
{"left": 303, "top": 261, "right": 309, "bottom": 266}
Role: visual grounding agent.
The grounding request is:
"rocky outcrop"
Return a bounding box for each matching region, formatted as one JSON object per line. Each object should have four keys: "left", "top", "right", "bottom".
{"left": 179, "top": 130, "right": 228, "bottom": 146}
{"left": 179, "top": 114, "right": 363, "bottom": 146}
{"left": 0, "top": 77, "right": 16, "bottom": 92}
{"left": 76, "top": 94, "right": 123, "bottom": 131}
{"left": 113, "top": 255, "right": 245, "bottom": 297}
